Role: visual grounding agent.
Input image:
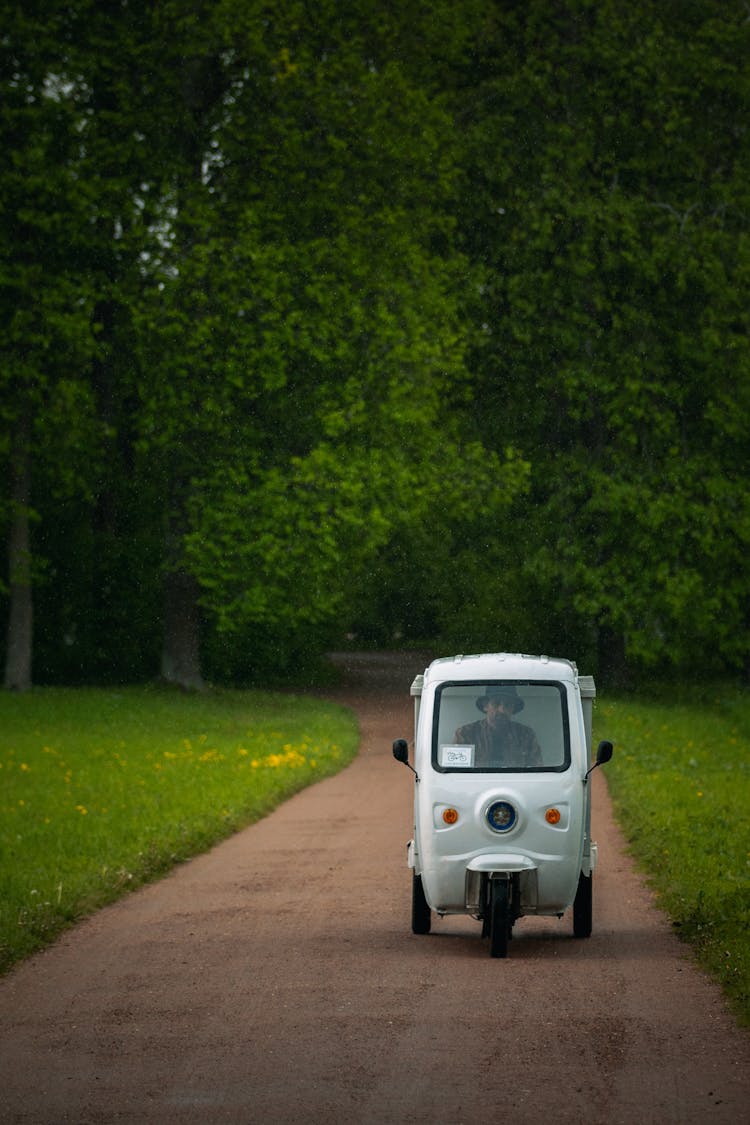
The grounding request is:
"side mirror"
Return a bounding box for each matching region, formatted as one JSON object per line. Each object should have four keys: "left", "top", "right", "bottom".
{"left": 584, "top": 739, "right": 613, "bottom": 782}
{"left": 596, "top": 739, "right": 613, "bottom": 766}
{"left": 392, "top": 738, "right": 409, "bottom": 764}
{"left": 392, "top": 738, "right": 419, "bottom": 781}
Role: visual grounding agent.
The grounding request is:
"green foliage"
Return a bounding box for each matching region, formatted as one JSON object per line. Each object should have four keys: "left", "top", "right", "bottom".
{"left": 347, "top": 443, "right": 532, "bottom": 647}
{"left": 456, "top": 0, "right": 750, "bottom": 679}
{"left": 125, "top": 0, "right": 506, "bottom": 669}
{"left": 0, "top": 686, "right": 359, "bottom": 971}
{"left": 1, "top": 0, "right": 749, "bottom": 687}
{"left": 598, "top": 688, "right": 750, "bottom": 1025}
{"left": 0, "top": 1, "right": 101, "bottom": 472}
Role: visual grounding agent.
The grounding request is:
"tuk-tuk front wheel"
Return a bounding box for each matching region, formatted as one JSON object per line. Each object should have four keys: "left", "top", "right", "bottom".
{"left": 489, "top": 879, "right": 509, "bottom": 958}
{"left": 573, "top": 872, "right": 593, "bottom": 938}
{"left": 412, "top": 873, "right": 431, "bottom": 934}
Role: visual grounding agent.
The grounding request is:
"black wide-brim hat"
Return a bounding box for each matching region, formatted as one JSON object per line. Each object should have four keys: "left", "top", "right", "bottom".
{"left": 476, "top": 686, "right": 525, "bottom": 714}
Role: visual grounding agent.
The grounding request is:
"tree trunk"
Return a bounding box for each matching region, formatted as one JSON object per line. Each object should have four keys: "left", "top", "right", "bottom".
{"left": 597, "top": 624, "right": 629, "bottom": 690}
{"left": 161, "top": 568, "right": 205, "bottom": 691}
{"left": 4, "top": 429, "right": 33, "bottom": 691}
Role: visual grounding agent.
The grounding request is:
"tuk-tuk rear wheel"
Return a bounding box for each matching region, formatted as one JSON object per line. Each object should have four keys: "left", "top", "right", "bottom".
{"left": 412, "top": 873, "right": 431, "bottom": 934}
{"left": 573, "top": 872, "right": 593, "bottom": 938}
{"left": 489, "top": 879, "right": 509, "bottom": 958}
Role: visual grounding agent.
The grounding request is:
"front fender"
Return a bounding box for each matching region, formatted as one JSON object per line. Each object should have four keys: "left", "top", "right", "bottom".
{"left": 466, "top": 853, "right": 538, "bottom": 874}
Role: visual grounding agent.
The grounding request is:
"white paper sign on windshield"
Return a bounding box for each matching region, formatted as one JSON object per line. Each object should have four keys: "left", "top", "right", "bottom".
{"left": 439, "top": 744, "right": 474, "bottom": 768}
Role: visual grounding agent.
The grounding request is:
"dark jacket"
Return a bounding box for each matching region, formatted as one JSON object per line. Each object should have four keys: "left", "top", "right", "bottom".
{"left": 454, "top": 716, "right": 542, "bottom": 768}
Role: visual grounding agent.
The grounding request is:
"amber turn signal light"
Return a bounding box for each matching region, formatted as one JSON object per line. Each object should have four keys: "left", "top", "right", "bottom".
{"left": 545, "top": 807, "right": 561, "bottom": 825}
{"left": 442, "top": 807, "right": 459, "bottom": 825}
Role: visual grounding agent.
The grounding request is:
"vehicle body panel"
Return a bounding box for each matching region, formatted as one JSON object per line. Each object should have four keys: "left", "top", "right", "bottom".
{"left": 404, "top": 653, "right": 600, "bottom": 921}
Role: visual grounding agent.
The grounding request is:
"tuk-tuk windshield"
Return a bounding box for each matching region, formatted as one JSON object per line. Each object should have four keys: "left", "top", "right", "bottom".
{"left": 432, "top": 681, "right": 570, "bottom": 772}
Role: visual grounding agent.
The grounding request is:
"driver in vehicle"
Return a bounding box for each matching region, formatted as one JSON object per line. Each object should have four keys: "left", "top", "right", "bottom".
{"left": 454, "top": 686, "right": 543, "bottom": 768}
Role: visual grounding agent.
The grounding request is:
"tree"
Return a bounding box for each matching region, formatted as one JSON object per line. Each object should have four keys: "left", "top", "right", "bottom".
{"left": 130, "top": 0, "right": 521, "bottom": 681}
{"left": 0, "top": 1, "right": 103, "bottom": 689}
{"left": 8, "top": 0, "right": 744, "bottom": 689}
{"left": 452, "top": 0, "right": 750, "bottom": 680}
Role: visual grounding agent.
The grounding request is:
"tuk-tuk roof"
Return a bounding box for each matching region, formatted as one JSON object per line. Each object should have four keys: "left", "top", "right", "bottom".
{"left": 416, "top": 652, "right": 581, "bottom": 693}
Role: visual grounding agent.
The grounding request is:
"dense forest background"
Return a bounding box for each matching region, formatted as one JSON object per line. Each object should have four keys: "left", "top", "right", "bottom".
{"left": 2, "top": 0, "right": 748, "bottom": 691}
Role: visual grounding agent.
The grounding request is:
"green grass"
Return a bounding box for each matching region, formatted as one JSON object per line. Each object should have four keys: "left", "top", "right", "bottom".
{"left": 0, "top": 686, "right": 359, "bottom": 973}
{"left": 4, "top": 680, "right": 749, "bottom": 1027}
{"left": 596, "top": 684, "right": 750, "bottom": 1025}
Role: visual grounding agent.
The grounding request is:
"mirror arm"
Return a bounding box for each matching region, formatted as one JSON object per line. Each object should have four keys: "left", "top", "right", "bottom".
{"left": 583, "top": 761, "right": 600, "bottom": 784}
{"left": 393, "top": 738, "right": 420, "bottom": 782}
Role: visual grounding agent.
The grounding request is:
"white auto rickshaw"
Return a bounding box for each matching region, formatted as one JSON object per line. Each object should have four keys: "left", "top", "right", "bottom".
{"left": 393, "top": 653, "right": 613, "bottom": 957}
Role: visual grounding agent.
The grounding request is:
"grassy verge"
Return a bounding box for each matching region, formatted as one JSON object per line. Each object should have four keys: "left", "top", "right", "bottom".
{"left": 596, "top": 685, "right": 750, "bottom": 1026}
{"left": 0, "top": 686, "right": 359, "bottom": 974}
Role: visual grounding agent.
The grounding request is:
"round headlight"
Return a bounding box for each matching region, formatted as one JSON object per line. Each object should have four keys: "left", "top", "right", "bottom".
{"left": 486, "top": 800, "right": 517, "bottom": 833}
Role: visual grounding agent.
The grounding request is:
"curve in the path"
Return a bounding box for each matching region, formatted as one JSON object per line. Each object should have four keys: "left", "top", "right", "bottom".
{"left": 0, "top": 651, "right": 748, "bottom": 1124}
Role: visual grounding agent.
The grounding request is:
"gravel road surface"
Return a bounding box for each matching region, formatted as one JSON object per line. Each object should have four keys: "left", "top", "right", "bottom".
{"left": 1, "top": 651, "right": 748, "bottom": 1124}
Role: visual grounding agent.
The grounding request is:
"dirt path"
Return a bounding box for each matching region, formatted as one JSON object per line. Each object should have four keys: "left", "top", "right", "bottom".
{"left": 1, "top": 652, "right": 748, "bottom": 1124}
